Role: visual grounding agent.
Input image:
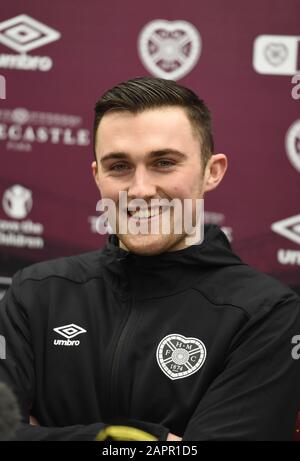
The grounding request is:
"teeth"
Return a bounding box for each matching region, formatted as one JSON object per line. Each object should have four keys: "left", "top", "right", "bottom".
{"left": 128, "top": 208, "right": 160, "bottom": 219}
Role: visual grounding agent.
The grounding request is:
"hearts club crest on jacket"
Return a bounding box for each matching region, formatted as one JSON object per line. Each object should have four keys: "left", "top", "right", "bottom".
{"left": 156, "top": 334, "right": 206, "bottom": 380}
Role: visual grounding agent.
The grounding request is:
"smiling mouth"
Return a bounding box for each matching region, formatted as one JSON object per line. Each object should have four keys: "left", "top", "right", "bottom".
{"left": 126, "top": 207, "right": 167, "bottom": 220}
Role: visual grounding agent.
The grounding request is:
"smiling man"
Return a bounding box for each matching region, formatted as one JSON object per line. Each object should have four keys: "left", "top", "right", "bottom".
{"left": 93, "top": 105, "right": 226, "bottom": 255}
{"left": 0, "top": 77, "right": 300, "bottom": 441}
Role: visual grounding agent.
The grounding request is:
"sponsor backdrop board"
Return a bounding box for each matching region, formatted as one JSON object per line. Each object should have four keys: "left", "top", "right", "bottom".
{"left": 0, "top": 0, "right": 299, "bottom": 292}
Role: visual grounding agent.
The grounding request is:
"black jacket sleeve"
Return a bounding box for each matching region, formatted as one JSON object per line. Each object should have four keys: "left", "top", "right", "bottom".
{"left": 183, "top": 293, "right": 300, "bottom": 441}
{"left": 0, "top": 271, "right": 168, "bottom": 441}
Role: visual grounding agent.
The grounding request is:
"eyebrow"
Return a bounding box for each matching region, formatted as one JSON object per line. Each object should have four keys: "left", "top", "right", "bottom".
{"left": 99, "top": 149, "right": 187, "bottom": 165}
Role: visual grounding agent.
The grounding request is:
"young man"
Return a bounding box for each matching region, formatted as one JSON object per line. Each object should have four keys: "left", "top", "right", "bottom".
{"left": 0, "top": 77, "right": 300, "bottom": 441}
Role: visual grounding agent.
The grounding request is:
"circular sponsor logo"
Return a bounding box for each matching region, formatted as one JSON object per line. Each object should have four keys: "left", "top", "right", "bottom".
{"left": 2, "top": 184, "right": 33, "bottom": 219}
{"left": 156, "top": 333, "right": 206, "bottom": 380}
{"left": 138, "top": 20, "right": 201, "bottom": 80}
{"left": 285, "top": 120, "right": 300, "bottom": 173}
{"left": 11, "top": 108, "right": 30, "bottom": 124}
{"left": 264, "top": 43, "right": 288, "bottom": 67}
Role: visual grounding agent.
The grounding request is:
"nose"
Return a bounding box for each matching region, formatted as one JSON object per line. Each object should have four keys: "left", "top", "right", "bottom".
{"left": 127, "top": 165, "right": 157, "bottom": 200}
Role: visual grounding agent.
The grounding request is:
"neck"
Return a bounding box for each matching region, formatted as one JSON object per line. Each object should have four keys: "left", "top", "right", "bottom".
{"left": 118, "top": 230, "right": 202, "bottom": 254}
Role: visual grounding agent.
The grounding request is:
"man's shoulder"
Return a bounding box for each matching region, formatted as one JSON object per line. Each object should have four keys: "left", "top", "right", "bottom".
{"left": 194, "top": 262, "right": 300, "bottom": 318}
{"left": 17, "top": 249, "right": 106, "bottom": 286}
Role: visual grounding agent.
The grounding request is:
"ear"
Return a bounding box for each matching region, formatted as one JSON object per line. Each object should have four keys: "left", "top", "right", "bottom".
{"left": 91, "top": 160, "right": 101, "bottom": 191}
{"left": 203, "top": 153, "right": 228, "bottom": 193}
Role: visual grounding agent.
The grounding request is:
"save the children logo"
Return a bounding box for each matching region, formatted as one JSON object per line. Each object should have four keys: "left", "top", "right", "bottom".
{"left": 138, "top": 20, "right": 201, "bottom": 80}
{"left": 0, "top": 14, "right": 60, "bottom": 71}
{"left": 0, "top": 184, "right": 44, "bottom": 250}
{"left": 156, "top": 333, "right": 206, "bottom": 380}
{"left": 2, "top": 184, "right": 32, "bottom": 219}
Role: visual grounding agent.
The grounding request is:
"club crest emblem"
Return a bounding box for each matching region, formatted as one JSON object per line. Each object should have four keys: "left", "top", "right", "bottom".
{"left": 156, "top": 334, "right": 206, "bottom": 380}
{"left": 138, "top": 20, "right": 201, "bottom": 80}
{"left": 264, "top": 43, "right": 288, "bottom": 67}
{"left": 285, "top": 119, "right": 300, "bottom": 173}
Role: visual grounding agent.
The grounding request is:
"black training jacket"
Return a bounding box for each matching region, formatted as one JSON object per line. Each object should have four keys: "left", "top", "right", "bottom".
{"left": 0, "top": 225, "right": 300, "bottom": 441}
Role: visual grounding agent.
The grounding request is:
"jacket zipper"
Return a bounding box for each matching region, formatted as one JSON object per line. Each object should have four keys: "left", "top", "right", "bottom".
{"left": 109, "top": 296, "right": 135, "bottom": 417}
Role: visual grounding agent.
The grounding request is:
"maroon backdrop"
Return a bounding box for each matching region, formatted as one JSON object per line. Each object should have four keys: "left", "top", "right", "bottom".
{"left": 0, "top": 0, "right": 299, "bottom": 292}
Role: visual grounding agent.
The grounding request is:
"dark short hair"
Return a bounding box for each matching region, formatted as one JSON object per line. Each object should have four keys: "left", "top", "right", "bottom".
{"left": 93, "top": 76, "right": 214, "bottom": 166}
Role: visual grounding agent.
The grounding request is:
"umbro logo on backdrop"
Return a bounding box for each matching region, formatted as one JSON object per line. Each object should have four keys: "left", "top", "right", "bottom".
{"left": 0, "top": 14, "right": 61, "bottom": 71}
{"left": 271, "top": 215, "right": 300, "bottom": 245}
{"left": 156, "top": 333, "right": 206, "bottom": 380}
{"left": 53, "top": 323, "right": 87, "bottom": 346}
{"left": 271, "top": 215, "right": 300, "bottom": 266}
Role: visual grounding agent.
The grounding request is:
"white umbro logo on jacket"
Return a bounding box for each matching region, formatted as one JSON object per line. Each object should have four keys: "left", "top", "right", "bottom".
{"left": 53, "top": 323, "right": 87, "bottom": 346}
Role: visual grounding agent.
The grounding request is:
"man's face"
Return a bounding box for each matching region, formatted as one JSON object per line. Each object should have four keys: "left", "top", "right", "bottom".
{"left": 92, "top": 107, "right": 212, "bottom": 255}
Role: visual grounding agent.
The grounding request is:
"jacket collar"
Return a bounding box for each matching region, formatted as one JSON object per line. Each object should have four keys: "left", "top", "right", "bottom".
{"left": 101, "top": 225, "right": 243, "bottom": 300}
